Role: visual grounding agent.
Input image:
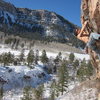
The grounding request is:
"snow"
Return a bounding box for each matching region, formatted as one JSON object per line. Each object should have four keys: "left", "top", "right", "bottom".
{"left": 5, "top": 11, "right": 16, "bottom": 23}
{"left": 3, "top": 89, "right": 23, "bottom": 100}
{"left": 0, "top": 65, "right": 50, "bottom": 91}
{"left": 74, "top": 53, "right": 90, "bottom": 60}
{"left": 0, "top": 10, "right": 16, "bottom": 25}
{"left": 65, "top": 52, "right": 90, "bottom": 60}
{"left": 0, "top": 44, "right": 90, "bottom": 61}
{"left": 43, "top": 82, "right": 51, "bottom": 98}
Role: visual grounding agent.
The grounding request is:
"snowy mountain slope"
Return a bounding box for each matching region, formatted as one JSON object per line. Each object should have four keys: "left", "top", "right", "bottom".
{"left": 0, "top": 0, "right": 85, "bottom": 48}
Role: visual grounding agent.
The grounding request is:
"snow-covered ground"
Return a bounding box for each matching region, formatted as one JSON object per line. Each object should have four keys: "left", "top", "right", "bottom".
{"left": 65, "top": 51, "right": 90, "bottom": 60}
{"left": 0, "top": 44, "right": 90, "bottom": 60}
{"left": 0, "top": 65, "right": 50, "bottom": 91}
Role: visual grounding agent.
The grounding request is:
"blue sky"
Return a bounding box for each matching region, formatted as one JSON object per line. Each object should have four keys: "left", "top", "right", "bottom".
{"left": 5, "top": 0, "right": 81, "bottom": 26}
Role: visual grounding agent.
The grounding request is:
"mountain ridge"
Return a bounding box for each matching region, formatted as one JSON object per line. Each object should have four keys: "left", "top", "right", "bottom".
{"left": 0, "top": 0, "right": 84, "bottom": 47}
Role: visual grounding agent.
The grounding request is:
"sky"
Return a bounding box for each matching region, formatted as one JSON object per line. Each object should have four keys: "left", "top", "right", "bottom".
{"left": 5, "top": 0, "right": 82, "bottom": 26}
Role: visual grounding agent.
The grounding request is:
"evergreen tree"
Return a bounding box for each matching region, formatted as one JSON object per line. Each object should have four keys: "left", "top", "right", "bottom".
{"left": 19, "top": 49, "right": 25, "bottom": 64}
{"left": 57, "top": 52, "right": 62, "bottom": 61}
{"left": 33, "top": 85, "right": 44, "bottom": 100}
{"left": 35, "top": 50, "right": 39, "bottom": 64}
{"left": 1, "top": 52, "right": 14, "bottom": 66}
{"left": 57, "top": 60, "right": 69, "bottom": 95}
{"left": 77, "top": 58, "right": 87, "bottom": 81}
{"left": 50, "top": 81, "right": 60, "bottom": 100}
{"left": 71, "top": 59, "right": 79, "bottom": 82}
{"left": 86, "top": 60, "right": 94, "bottom": 77}
{"left": 21, "top": 86, "right": 33, "bottom": 100}
{"left": 21, "top": 43, "right": 24, "bottom": 49}
{"left": 50, "top": 81, "right": 56, "bottom": 100}
{"left": 53, "top": 52, "right": 62, "bottom": 73}
{"left": 69, "top": 53, "right": 75, "bottom": 63}
{"left": 27, "top": 50, "right": 34, "bottom": 66}
{"left": 0, "top": 85, "right": 3, "bottom": 100}
{"left": 40, "top": 50, "right": 48, "bottom": 64}
{"left": 7, "top": 52, "right": 14, "bottom": 64}
{"left": 2, "top": 53, "right": 9, "bottom": 67}
{"left": 54, "top": 52, "right": 62, "bottom": 65}
{"left": 73, "top": 59, "right": 79, "bottom": 69}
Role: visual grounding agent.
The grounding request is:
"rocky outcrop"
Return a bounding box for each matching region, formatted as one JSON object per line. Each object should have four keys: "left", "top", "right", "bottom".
{"left": 57, "top": 79, "right": 100, "bottom": 100}
{"left": 81, "top": 0, "right": 100, "bottom": 78}
{"left": 0, "top": 0, "right": 16, "bottom": 15}
{"left": 81, "top": 0, "right": 100, "bottom": 99}
{"left": 81, "top": 0, "right": 100, "bottom": 33}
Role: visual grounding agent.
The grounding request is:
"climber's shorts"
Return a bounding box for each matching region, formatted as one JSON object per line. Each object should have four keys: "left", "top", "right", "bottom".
{"left": 87, "top": 32, "right": 100, "bottom": 55}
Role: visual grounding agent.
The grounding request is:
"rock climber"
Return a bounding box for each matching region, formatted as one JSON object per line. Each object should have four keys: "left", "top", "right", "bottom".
{"left": 74, "top": 20, "right": 100, "bottom": 59}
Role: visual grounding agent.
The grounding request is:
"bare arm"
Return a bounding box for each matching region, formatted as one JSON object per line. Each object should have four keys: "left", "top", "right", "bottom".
{"left": 78, "top": 20, "right": 88, "bottom": 37}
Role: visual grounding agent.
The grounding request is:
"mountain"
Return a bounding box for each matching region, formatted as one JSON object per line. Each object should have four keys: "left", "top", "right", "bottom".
{"left": 0, "top": 0, "right": 85, "bottom": 47}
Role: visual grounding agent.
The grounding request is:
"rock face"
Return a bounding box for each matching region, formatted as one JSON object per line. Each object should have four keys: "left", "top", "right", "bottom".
{"left": 81, "top": 0, "right": 100, "bottom": 77}
{"left": 81, "top": 0, "right": 100, "bottom": 33}
{"left": 57, "top": 79, "right": 100, "bottom": 100}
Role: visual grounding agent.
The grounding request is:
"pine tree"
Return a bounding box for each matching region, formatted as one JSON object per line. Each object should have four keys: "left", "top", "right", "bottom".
{"left": 57, "top": 60, "right": 69, "bottom": 95}
{"left": 33, "top": 85, "right": 44, "bottom": 100}
{"left": 50, "top": 81, "right": 56, "bottom": 100}
{"left": 86, "top": 60, "right": 93, "bottom": 77}
{"left": 53, "top": 52, "right": 62, "bottom": 73}
{"left": 7, "top": 52, "right": 14, "bottom": 64}
{"left": 69, "top": 53, "right": 75, "bottom": 63}
{"left": 72, "top": 59, "right": 79, "bottom": 82}
{"left": 57, "top": 52, "right": 62, "bottom": 61}
{"left": 40, "top": 50, "right": 48, "bottom": 64}
{"left": 77, "top": 58, "right": 87, "bottom": 81}
{"left": 0, "top": 85, "right": 3, "bottom": 100}
{"left": 1, "top": 52, "right": 14, "bottom": 66}
{"left": 21, "top": 43, "right": 24, "bottom": 49}
{"left": 27, "top": 50, "right": 34, "bottom": 66}
{"left": 50, "top": 81, "right": 60, "bottom": 100}
{"left": 54, "top": 52, "right": 62, "bottom": 65}
{"left": 73, "top": 59, "right": 79, "bottom": 69}
{"left": 2, "top": 53, "right": 9, "bottom": 67}
{"left": 21, "top": 86, "right": 33, "bottom": 100}
{"left": 35, "top": 50, "right": 39, "bottom": 64}
{"left": 19, "top": 49, "right": 25, "bottom": 64}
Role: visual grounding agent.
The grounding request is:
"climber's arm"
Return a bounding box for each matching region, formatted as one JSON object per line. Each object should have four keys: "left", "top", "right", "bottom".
{"left": 78, "top": 20, "right": 88, "bottom": 37}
